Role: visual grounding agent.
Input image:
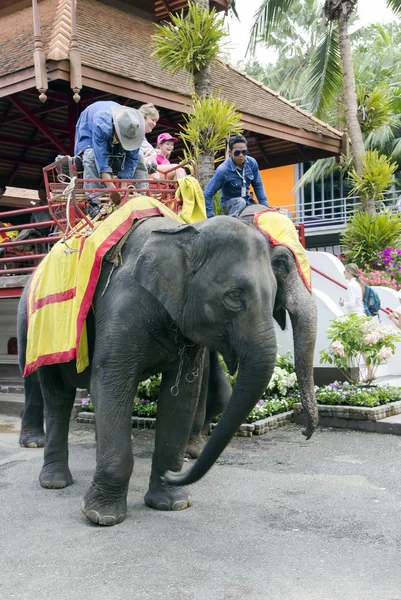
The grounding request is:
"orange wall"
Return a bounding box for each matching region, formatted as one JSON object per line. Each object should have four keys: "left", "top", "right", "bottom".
{"left": 257, "top": 165, "right": 295, "bottom": 209}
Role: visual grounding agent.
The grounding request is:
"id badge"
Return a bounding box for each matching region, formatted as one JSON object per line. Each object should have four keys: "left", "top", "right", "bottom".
{"left": 241, "top": 187, "right": 246, "bottom": 198}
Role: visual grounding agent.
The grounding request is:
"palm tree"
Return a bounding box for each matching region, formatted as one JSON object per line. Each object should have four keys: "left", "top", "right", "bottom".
{"left": 249, "top": 0, "right": 401, "bottom": 212}
{"left": 152, "top": 1, "right": 238, "bottom": 190}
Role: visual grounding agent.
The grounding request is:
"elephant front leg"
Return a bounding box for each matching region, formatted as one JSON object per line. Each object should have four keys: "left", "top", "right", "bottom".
{"left": 38, "top": 368, "right": 76, "bottom": 489}
{"left": 145, "top": 349, "right": 204, "bottom": 510}
{"left": 81, "top": 372, "right": 134, "bottom": 526}
{"left": 19, "top": 372, "right": 45, "bottom": 448}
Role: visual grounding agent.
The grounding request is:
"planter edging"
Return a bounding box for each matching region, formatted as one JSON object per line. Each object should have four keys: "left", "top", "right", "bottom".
{"left": 76, "top": 410, "right": 294, "bottom": 437}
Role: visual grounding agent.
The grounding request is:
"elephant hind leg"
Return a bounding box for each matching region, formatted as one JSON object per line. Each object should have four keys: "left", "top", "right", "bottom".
{"left": 146, "top": 349, "right": 204, "bottom": 510}
{"left": 19, "top": 372, "right": 45, "bottom": 448}
{"left": 38, "top": 367, "right": 76, "bottom": 489}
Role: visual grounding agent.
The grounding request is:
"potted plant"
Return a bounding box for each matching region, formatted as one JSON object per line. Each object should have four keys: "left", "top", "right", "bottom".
{"left": 320, "top": 314, "right": 401, "bottom": 384}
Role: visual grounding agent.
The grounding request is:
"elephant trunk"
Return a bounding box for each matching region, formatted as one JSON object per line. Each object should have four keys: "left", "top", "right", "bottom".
{"left": 290, "top": 298, "right": 319, "bottom": 439}
{"left": 163, "top": 322, "right": 277, "bottom": 487}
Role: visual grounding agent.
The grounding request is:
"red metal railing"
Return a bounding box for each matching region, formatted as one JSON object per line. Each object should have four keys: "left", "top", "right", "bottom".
{"left": 0, "top": 205, "right": 61, "bottom": 275}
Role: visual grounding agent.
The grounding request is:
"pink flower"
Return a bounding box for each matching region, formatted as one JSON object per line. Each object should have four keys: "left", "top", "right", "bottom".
{"left": 377, "top": 347, "right": 393, "bottom": 360}
{"left": 330, "top": 340, "right": 345, "bottom": 357}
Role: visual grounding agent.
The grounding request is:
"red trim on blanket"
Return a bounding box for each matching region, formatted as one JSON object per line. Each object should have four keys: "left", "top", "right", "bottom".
{"left": 75, "top": 207, "right": 164, "bottom": 352}
{"left": 32, "top": 287, "right": 76, "bottom": 313}
{"left": 253, "top": 211, "right": 312, "bottom": 292}
{"left": 25, "top": 206, "right": 167, "bottom": 375}
{"left": 24, "top": 349, "right": 76, "bottom": 376}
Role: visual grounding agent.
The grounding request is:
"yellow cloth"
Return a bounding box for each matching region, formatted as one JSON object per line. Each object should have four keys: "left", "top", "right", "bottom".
{"left": 254, "top": 209, "right": 311, "bottom": 291}
{"left": 176, "top": 176, "right": 207, "bottom": 223}
{"left": 25, "top": 196, "right": 184, "bottom": 376}
{"left": 0, "top": 223, "right": 19, "bottom": 242}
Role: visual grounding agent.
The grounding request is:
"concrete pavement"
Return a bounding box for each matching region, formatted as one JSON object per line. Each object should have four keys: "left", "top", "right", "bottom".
{"left": 1, "top": 416, "right": 401, "bottom": 599}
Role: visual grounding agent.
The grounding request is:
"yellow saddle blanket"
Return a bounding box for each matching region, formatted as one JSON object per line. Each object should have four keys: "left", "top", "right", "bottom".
{"left": 25, "top": 197, "right": 184, "bottom": 376}
{"left": 251, "top": 209, "right": 311, "bottom": 291}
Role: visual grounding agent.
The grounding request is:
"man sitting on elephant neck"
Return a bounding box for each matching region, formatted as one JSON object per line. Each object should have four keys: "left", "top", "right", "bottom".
{"left": 204, "top": 134, "right": 270, "bottom": 218}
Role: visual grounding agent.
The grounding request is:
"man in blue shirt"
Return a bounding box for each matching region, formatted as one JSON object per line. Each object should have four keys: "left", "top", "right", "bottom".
{"left": 204, "top": 134, "right": 269, "bottom": 218}
{"left": 74, "top": 101, "right": 145, "bottom": 209}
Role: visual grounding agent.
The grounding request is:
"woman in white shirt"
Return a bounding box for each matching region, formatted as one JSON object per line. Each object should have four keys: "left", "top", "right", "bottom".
{"left": 339, "top": 263, "right": 373, "bottom": 381}
{"left": 339, "top": 263, "right": 365, "bottom": 316}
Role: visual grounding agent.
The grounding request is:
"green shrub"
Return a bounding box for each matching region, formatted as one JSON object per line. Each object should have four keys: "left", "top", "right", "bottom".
{"left": 347, "top": 150, "right": 397, "bottom": 203}
{"left": 340, "top": 209, "right": 401, "bottom": 267}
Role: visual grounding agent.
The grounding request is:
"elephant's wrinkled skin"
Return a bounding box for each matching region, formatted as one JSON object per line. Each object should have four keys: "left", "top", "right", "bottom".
{"left": 181, "top": 206, "right": 319, "bottom": 469}
{"left": 18, "top": 216, "right": 279, "bottom": 526}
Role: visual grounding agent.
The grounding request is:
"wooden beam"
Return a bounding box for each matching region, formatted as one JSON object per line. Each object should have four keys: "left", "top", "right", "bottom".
{"left": 0, "top": 155, "right": 46, "bottom": 166}
{"left": 9, "top": 96, "right": 68, "bottom": 155}
{"left": 8, "top": 126, "right": 41, "bottom": 185}
{"left": 0, "top": 101, "right": 65, "bottom": 125}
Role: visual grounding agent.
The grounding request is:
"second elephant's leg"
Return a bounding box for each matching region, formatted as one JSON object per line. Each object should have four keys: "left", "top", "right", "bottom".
{"left": 38, "top": 367, "right": 76, "bottom": 489}
{"left": 145, "top": 348, "right": 204, "bottom": 510}
{"left": 19, "top": 372, "right": 45, "bottom": 448}
{"left": 185, "top": 352, "right": 209, "bottom": 459}
{"left": 186, "top": 351, "right": 231, "bottom": 459}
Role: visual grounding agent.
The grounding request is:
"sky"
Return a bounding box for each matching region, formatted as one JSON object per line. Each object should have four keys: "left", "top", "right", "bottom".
{"left": 226, "top": 0, "right": 398, "bottom": 65}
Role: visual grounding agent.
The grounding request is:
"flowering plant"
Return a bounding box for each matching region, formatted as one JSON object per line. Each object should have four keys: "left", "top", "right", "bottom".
{"left": 316, "top": 381, "right": 401, "bottom": 407}
{"left": 370, "top": 247, "right": 401, "bottom": 286}
{"left": 320, "top": 314, "right": 401, "bottom": 384}
{"left": 357, "top": 265, "right": 399, "bottom": 290}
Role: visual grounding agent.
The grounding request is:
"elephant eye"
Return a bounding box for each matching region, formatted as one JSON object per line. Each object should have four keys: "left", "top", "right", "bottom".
{"left": 223, "top": 288, "right": 245, "bottom": 312}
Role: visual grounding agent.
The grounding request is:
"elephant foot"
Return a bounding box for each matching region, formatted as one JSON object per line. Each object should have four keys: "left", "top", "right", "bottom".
{"left": 39, "top": 463, "right": 73, "bottom": 489}
{"left": 185, "top": 434, "right": 205, "bottom": 459}
{"left": 81, "top": 484, "right": 127, "bottom": 526}
{"left": 145, "top": 480, "right": 192, "bottom": 511}
{"left": 19, "top": 430, "right": 45, "bottom": 448}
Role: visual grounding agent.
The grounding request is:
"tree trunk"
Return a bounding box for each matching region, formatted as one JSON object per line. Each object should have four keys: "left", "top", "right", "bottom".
{"left": 337, "top": 11, "right": 374, "bottom": 214}
{"left": 197, "top": 151, "right": 215, "bottom": 192}
{"left": 193, "top": 0, "right": 214, "bottom": 191}
{"left": 193, "top": 64, "right": 212, "bottom": 98}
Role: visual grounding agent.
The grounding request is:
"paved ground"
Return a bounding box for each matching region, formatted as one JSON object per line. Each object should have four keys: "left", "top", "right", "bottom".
{"left": 1, "top": 417, "right": 401, "bottom": 600}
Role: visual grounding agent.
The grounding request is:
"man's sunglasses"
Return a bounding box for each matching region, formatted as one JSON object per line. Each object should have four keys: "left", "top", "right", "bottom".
{"left": 233, "top": 149, "right": 248, "bottom": 156}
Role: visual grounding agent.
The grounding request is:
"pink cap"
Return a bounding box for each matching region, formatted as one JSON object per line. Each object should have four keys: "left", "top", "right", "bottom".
{"left": 157, "top": 133, "right": 178, "bottom": 144}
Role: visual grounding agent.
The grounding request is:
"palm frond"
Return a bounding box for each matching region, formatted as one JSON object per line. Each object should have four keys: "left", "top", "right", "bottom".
{"left": 247, "top": 0, "right": 298, "bottom": 56}
{"left": 365, "top": 125, "right": 397, "bottom": 151}
{"left": 228, "top": 0, "right": 239, "bottom": 20}
{"left": 303, "top": 24, "right": 343, "bottom": 119}
{"left": 386, "top": 0, "right": 401, "bottom": 14}
{"left": 390, "top": 137, "right": 401, "bottom": 162}
{"left": 152, "top": 2, "right": 227, "bottom": 76}
{"left": 294, "top": 157, "right": 338, "bottom": 191}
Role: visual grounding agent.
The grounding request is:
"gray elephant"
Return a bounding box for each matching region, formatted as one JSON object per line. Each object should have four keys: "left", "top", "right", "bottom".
{"left": 18, "top": 215, "right": 301, "bottom": 526}
{"left": 177, "top": 205, "right": 318, "bottom": 466}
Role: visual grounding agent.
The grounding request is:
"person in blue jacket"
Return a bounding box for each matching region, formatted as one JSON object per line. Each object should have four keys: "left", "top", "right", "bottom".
{"left": 204, "top": 134, "right": 269, "bottom": 218}
{"left": 74, "top": 101, "right": 145, "bottom": 210}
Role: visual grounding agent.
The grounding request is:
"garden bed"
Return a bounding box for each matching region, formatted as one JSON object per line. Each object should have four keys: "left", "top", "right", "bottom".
{"left": 294, "top": 400, "right": 401, "bottom": 433}
{"left": 76, "top": 366, "right": 401, "bottom": 437}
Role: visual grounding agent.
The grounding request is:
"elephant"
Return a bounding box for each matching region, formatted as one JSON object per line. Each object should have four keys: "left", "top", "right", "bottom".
{"left": 174, "top": 205, "right": 319, "bottom": 468}
{"left": 18, "top": 214, "right": 292, "bottom": 526}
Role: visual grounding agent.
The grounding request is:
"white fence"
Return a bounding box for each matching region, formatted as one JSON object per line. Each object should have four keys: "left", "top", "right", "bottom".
{"left": 278, "top": 189, "right": 401, "bottom": 229}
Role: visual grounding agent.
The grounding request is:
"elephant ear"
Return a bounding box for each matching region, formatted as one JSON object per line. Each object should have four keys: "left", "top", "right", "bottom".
{"left": 132, "top": 224, "right": 201, "bottom": 323}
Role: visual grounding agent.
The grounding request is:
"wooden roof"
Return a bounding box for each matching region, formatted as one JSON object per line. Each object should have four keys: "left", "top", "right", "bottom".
{"left": 0, "top": 0, "right": 343, "bottom": 190}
